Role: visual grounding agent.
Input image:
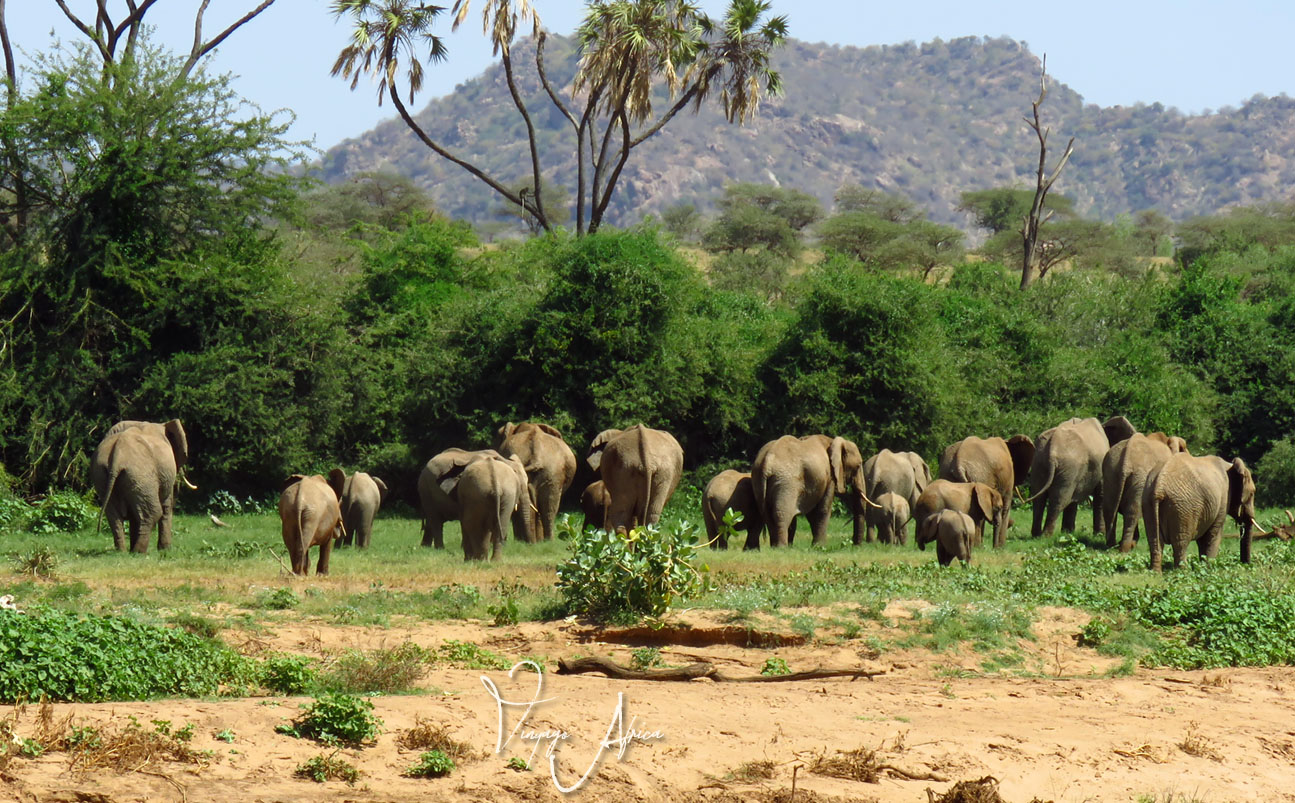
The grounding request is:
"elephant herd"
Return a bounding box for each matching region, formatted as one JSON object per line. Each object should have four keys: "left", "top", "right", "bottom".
{"left": 89, "top": 414, "right": 1261, "bottom": 575}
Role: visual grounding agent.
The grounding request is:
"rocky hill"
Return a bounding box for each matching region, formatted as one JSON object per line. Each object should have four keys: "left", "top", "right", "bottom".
{"left": 319, "top": 34, "right": 1295, "bottom": 228}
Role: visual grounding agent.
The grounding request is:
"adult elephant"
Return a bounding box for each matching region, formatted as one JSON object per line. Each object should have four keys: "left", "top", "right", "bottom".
{"left": 862, "top": 449, "right": 930, "bottom": 545}
{"left": 91, "top": 419, "right": 191, "bottom": 553}
{"left": 586, "top": 425, "right": 684, "bottom": 532}
{"left": 494, "top": 422, "right": 576, "bottom": 543}
{"left": 1025, "top": 417, "right": 1118, "bottom": 539}
{"left": 1101, "top": 432, "right": 1188, "bottom": 552}
{"left": 417, "top": 449, "right": 528, "bottom": 549}
{"left": 429, "top": 452, "right": 527, "bottom": 561}
{"left": 334, "top": 471, "right": 388, "bottom": 549}
{"left": 913, "top": 480, "right": 1004, "bottom": 548}
{"left": 1143, "top": 453, "right": 1259, "bottom": 571}
{"left": 702, "top": 470, "right": 764, "bottom": 550}
{"left": 939, "top": 434, "right": 1034, "bottom": 548}
{"left": 279, "top": 471, "right": 345, "bottom": 576}
{"left": 751, "top": 434, "right": 874, "bottom": 548}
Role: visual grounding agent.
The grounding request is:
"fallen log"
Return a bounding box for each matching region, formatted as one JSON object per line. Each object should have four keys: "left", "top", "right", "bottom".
{"left": 556, "top": 655, "right": 885, "bottom": 682}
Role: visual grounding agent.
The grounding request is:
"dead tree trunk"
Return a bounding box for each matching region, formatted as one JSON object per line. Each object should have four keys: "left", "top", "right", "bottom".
{"left": 1020, "top": 56, "right": 1074, "bottom": 290}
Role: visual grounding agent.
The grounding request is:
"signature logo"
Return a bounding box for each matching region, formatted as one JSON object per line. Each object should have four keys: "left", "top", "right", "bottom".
{"left": 480, "top": 660, "right": 665, "bottom": 793}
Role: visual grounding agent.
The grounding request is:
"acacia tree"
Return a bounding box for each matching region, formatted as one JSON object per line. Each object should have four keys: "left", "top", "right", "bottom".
{"left": 331, "top": 0, "right": 788, "bottom": 235}
{"left": 1020, "top": 57, "right": 1075, "bottom": 289}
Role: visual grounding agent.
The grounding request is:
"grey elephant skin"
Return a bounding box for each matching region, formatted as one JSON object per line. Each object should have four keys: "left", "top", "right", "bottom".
{"left": 1026, "top": 417, "right": 1118, "bottom": 539}
{"left": 586, "top": 425, "right": 684, "bottom": 532}
{"left": 917, "top": 509, "right": 976, "bottom": 566}
{"left": 751, "top": 434, "right": 870, "bottom": 548}
{"left": 579, "top": 480, "right": 611, "bottom": 531}
{"left": 1143, "top": 453, "right": 1257, "bottom": 571}
{"left": 417, "top": 449, "right": 528, "bottom": 552}
{"left": 702, "top": 470, "right": 764, "bottom": 550}
{"left": 873, "top": 492, "right": 911, "bottom": 547}
{"left": 913, "top": 479, "right": 1003, "bottom": 547}
{"left": 1101, "top": 432, "right": 1188, "bottom": 552}
{"left": 335, "top": 471, "right": 388, "bottom": 549}
{"left": 91, "top": 419, "right": 189, "bottom": 553}
{"left": 430, "top": 452, "right": 527, "bottom": 561}
{"left": 495, "top": 422, "right": 576, "bottom": 542}
{"left": 279, "top": 471, "right": 345, "bottom": 575}
{"left": 862, "top": 449, "right": 930, "bottom": 545}
{"left": 939, "top": 434, "right": 1033, "bottom": 548}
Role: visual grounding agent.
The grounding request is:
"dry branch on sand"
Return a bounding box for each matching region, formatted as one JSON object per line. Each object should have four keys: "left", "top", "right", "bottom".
{"left": 555, "top": 655, "right": 886, "bottom": 682}
{"left": 806, "top": 744, "right": 947, "bottom": 783}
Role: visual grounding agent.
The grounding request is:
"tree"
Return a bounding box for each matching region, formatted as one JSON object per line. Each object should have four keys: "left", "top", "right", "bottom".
{"left": 493, "top": 176, "right": 571, "bottom": 234}
{"left": 1019, "top": 57, "right": 1075, "bottom": 289}
{"left": 833, "top": 185, "right": 921, "bottom": 224}
{"left": 818, "top": 209, "right": 963, "bottom": 278}
{"left": 660, "top": 202, "right": 701, "bottom": 241}
{"left": 701, "top": 183, "right": 818, "bottom": 257}
{"left": 331, "top": 0, "right": 788, "bottom": 235}
{"left": 303, "top": 171, "right": 439, "bottom": 233}
{"left": 958, "top": 188, "right": 1074, "bottom": 236}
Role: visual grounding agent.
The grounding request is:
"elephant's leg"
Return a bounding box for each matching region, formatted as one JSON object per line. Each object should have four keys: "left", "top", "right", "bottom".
{"left": 703, "top": 503, "right": 721, "bottom": 549}
{"left": 809, "top": 493, "right": 833, "bottom": 547}
{"left": 1090, "top": 488, "right": 1104, "bottom": 539}
{"left": 422, "top": 514, "right": 445, "bottom": 549}
{"left": 848, "top": 496, "right": 866, "bottom": 546}
{"left": 1120, "top": 496, "right": 1140, "bottom": 552}
{"left": 743, "top": 515, "right": 764, "bottom": 551}
{"left": 1060, "top": 500, "right": 1078, "bottom": 534}
{"left": 936, "top": 541, "right": 953, "bottom": 567}
{"left": 316, "top": 539, "right": 333, "bottom": 576}
{"left": 993, "top": 503, "right": 1009, "bottom": 549}
{"left": 1031, "top": 497, "right": 1047, "bottom": 538}
{"left": 786, "top": 515, "right": 799, "bottom": 547}
{"left": 538, "top": 483, "right": 561, "bottom": 542}
{"left": 358, "top": 518, "right": 374, "bottom": 549}
{"left": 129, "top": 508, "right": 150, "bottom": 554}
{"left": 1200, "top": 515, "right": 1225, "bottom": 561}
{"left": 109, "top": 508, "right": 127, "bottom": 552}
{"left": 158, "top": 492, "right": 174, "bottom": 551}
{"left": 960, "top": 534, "right": 973, "bottom": 566}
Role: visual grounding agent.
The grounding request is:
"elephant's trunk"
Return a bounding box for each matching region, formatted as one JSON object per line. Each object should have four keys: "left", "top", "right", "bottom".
{"left": 1023, "top": 461, "right": 1056, "bottom": 504}
{"left": 1241, "top": 517, "right": 1254, "bottom": 564}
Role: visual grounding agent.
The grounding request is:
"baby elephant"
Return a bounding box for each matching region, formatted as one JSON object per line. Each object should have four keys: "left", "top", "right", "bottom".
{"left": 334, "top": 471, "right": 388, "bottom": 549}
{"left": 279, "top": 470, "right": 346, "bottom": 576}
{"left": 917, "top": 509, "right": 976, "bottom": 567}
{"left": 874, "top": 492, "right": 912, "bottom": 545}
{"left": 580, "top": 480, "right": 611, "bottom": 531}
{"left": 702, "top": 470, "right": 765, "bottom": 550}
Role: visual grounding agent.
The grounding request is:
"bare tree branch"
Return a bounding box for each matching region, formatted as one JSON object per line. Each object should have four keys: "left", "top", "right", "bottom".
{"left": 182, "top": 0, "right": 278, "bottom": 78}
{"left": 53, "top": 0, "right": 111, "bottom": 62}
{"left": 1020, "top": 56, "right": 1075, "bottom": 289}
{"left": 500, "top": 47, "right": 548, "bottom": 232}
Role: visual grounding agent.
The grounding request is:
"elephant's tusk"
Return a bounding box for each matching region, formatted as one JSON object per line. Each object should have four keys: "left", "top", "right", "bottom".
{"left": 1250, "top": 517, "right": 1268, "bottom": 536}
{"left": 1015, "top": 485, "right": 1028, "bottom": 505}
{"left": 179, "top": 467, "right": 198, "bottom": 491}
{"left": 1286, "top": 509, "right": 1294, "bottom": 525}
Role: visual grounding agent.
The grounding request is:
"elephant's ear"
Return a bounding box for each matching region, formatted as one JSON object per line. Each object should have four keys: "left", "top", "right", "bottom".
{"left": 1227, "top": 458, "right": 1253, "bottom": 519}
{"left": 535, "top": 422, "right": 563, "bottom": 440}
{"left": 908, "top": 452, "right": 932, "bottom": 492}
{"left": 970, "top": 484, "right": 996, "bottom": 524}
{"left": 587, "top": 429, "right": 620, "bottom": 472}
{"left": 161, "top": 419, "right": 189, "bottom": 469}
{"left": 829, "top": 437, "right": 847, "bottom": 495}
{"left": 1103, "top": 415, "right": 1137, "bottom": 447}
{"left": 1007, "top": 435, "right": 1035, "bottom": 487}
{"left": 916, "top": 513, "right": 934, "bottom": 550}
{"left": 327, "top": 468, "right": 347, "bottom": 500}
{"left": 373, "top": 477, "right": 388, "bottom": 502}
{"left": 281, "top": 474, "right": 308, "bottom": 492}
{"left": 437, "top": 462, "right": 469, "bottom": 498}
{"left": 494, "top": 422, "right": 515, "bottom": 449}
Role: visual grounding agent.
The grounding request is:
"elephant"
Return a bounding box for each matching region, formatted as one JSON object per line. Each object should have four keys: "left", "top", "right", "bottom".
{"left": 1026, "top": 417, "right": 1116, "bottom": 539}
{"left": 579, "top": 480, "right": 611, "bottom": 531}
{"left": 429, "top": 452, "right": 527, "bottom": 561}
{"left": 334, "top": 471, "right": 388, "bottom": 549}
{"left": 939, "top": 434, "right": 1034, "bottom": 548}
{"left": 91, "top": 419, "right": 190, "bottom": 553}
{"left": 1101, "top": 432, "right": 1188, "bottom": 552}
{"left": 751, "top": 434, "right": 875, "bottom": 548}
{"left": 417, "top": 449, "right": 528, "bottom": 549}
{"left": 586, "top": 425, "right": 684, "bottom": 532}
{"left": 861, "top": 449, "right": 930, "bottom": 545}
{"left": 279, "top": 470, "right": 345, "bottom": 575}
{"left": 495, "top": 421, "right": 576, "bottom": 542}
{"left": 702, "top": 470, "right": 764, "bottom": 550}
{"left": 913, "top": 479, "right": 1004, "bottom": 548}
{"left": 1143, "top": 453, "right": 1258, "bottom": 571}
{"left": 873, "top": 492, "right": 911, "bottom": 547}
{"left": 917, "top": 509, "right": 976, "bottom": 566}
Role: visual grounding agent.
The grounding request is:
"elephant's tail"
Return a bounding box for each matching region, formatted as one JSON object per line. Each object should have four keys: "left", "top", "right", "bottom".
{"left": 1023, "top": 458, "right": 1055, "bottom": 504}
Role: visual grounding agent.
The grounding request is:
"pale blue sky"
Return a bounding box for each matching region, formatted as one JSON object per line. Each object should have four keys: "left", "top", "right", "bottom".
{"left": 8, "top": 1, "right": 1293, "bottom": 151}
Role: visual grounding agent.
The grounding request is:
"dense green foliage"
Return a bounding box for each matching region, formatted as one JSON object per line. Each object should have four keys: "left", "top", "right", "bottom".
{"left": 281, "top": 693, "right": 382, "bottom": 747}
{"left": 0, "top": 609, "right": 251, "bottom": 703}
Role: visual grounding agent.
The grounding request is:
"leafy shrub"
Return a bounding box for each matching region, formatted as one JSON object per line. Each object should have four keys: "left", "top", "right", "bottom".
{"left": 0, "top": 609, "right": 252, "bottom": 702}
{"left": 255, "top": 587, "right": 300, "bottom": 610}
{"left": 406, "top": 749, "right": 455, "bottom": 778}
{"left": 761, "top": 657, "right": 790, "bottom": 676}
{"left": 1255, "top": 436, "right": 1295, "bottom": 506}
{"left": 281, "top": 694, "right": 382, "bottom": 747}
{"left": 556, "top": 522, "right": 710, "bottom": 623}
{"left": 631, "top": 647, "right": 663, "bottom": 670}
{"left": 260, "top": 653, "right": 319, "bottom": 695}
{"left": 0, "top": 497, "right": 31, "bottom": 531}
{"left": 205, "top": 490, "right": 244, "bottom": 515}
{"left": 295, "top": 751, "right": 360, "bottom": 783}
{"left": 432, "top": 640, "right": 509, "bottom": 670}
{"left": 28, "top": 492, "right": 95, "bottom": 534}
{"left": 318, "top": 642, "right": 429, "bottom": 694}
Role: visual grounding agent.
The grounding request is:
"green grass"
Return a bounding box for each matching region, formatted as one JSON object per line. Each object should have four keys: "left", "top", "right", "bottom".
{"left": 4, "top": 502, "right": 1295, "bottom": 671}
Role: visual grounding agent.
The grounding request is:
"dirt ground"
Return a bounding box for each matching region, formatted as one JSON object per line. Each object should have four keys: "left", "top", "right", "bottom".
{"left": 4, "top": 605, "right": 1294, "bottom": 803}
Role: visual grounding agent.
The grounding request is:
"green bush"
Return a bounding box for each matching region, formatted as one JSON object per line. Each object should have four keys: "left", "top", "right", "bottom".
{"left": 282, "top": 693, "right": 382, "bottom": 747}
{"left": 1255, "top": 436, "right": 1295, "bottom": 507}
{"left": 0, "top": 497, "right": 31, "bottom": 531}
{"left": 28, "top": 492, "right": 95, "bottom": 534}
{"left": 556, "top": 522, "right": 710, "bottom": 623}
{"left": 260, "top": 653, "right": 319, "bottom": 695}
{"left": 406, "top": 749, "right": 455, "bottom": 778}
{"left": 318, "top": 642, "right": 429, "bottom": 694}
{"left": 295, "top": 751, "right": 360, "bottom": 783}
{"left": 0, "top": 609, "right": 252, "bottom": 702}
